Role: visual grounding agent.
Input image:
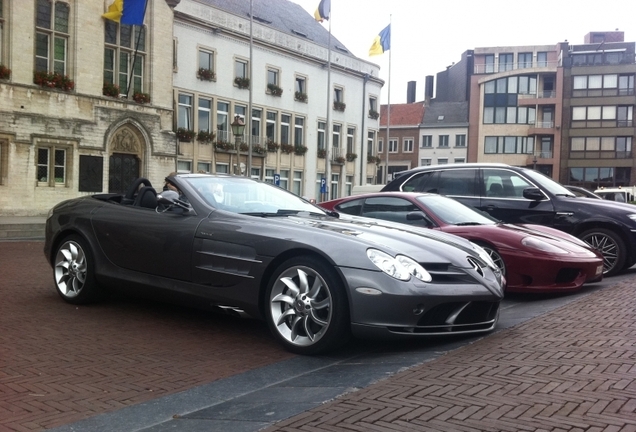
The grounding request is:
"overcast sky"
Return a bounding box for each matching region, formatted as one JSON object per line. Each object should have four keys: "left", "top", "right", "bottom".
{"left": 293, "top": 0, "right": 634, "bottom": 104}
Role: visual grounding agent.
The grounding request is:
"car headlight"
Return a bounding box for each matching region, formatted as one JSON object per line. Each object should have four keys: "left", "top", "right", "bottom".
{"left": 522, "top": 236, "right": 568, "bottom": 254}
{"left": 471, "top": 243, "right": 498, "bottom": 270}
{"left": 628, "top": 214, "right": 636, "bottom": 223}
{"left": 367, "top": 248, "right": 432, "bottom": 282}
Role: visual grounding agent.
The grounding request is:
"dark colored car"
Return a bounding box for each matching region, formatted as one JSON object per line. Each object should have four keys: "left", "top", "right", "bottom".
{"left": 320, "top": 192, "right": 603, "bottom": 293}
{"left": 382, "top": 163, "right": 636, "bottom": 276}
{"left": 44, "top": 174, "right": 504, "bottom": 355}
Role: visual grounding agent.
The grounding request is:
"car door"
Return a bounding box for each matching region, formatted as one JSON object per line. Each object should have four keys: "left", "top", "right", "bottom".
{"left": 478, "top": 168, "right": 556, "bottom": 225}
{"left": 91, "top": 203, "right": 201, "bottom": 281}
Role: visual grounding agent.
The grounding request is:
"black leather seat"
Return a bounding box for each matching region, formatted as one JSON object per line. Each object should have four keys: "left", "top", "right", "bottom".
{"left": 133, "top": 186, "right": 158, "bottom": 209}
{"left": 123, "top": 178, "right": 152, "bottom": 204}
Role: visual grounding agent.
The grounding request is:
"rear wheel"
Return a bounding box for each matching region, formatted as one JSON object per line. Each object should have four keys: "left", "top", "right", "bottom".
{"left": 265, "top": 256, "right": 350, "bottom": 355}
{"left": 580, "top": 228, "right": 626, "bottom": 277}
{"left": 53, "top": 235, "right": 103, "bottom": 304}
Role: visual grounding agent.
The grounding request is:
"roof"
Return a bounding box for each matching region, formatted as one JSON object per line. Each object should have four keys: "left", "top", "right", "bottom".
{"left": 421, "top": 101, "right": 469, "bottom": 126}
{"left": 379, "top": 103, "right": 425, "bottom": 127}
{"left": 195, "top": 0, "right": 351, "bottom": 53}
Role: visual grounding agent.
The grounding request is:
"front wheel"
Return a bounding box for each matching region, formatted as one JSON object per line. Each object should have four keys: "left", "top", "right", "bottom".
{"left": 580, "top": 228, "right": 626, "bottom": 277}
{"left": 265, "top": 256, "right": 350, "bottom": 355}
{"left": 53, "top": 235, "right": 103, "bottom": 304}
{"left": 477, "top": 243, "right": 506, "bottom": 276}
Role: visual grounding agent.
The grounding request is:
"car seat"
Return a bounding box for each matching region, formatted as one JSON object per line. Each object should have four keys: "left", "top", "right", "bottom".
{"left": 133, "top": 186, "right": 158, "bottom": 209}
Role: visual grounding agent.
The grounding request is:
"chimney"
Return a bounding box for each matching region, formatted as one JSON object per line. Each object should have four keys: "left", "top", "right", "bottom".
{"left": 424, "top": 75, "right": 434, "bottom": 106}
{"left": 407, "top": 81, "right": 416, "bottom": 104}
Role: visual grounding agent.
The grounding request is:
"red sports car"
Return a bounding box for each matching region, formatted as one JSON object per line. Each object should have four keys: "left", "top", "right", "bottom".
{"left": 320, "top": 192, "right": 604, "bottom": 293}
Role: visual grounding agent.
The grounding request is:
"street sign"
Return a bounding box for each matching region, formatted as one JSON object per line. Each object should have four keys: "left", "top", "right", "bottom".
{"left": 274, "top": 173, "right": 280, "bottom": 186}
{"left": 320, "top": 177, "right": 327, "bottom": 193}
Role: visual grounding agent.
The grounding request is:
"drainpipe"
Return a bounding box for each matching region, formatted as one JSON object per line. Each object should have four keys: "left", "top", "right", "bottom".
{"left": 360, "top": 73, "right": 370, "bottom": 186}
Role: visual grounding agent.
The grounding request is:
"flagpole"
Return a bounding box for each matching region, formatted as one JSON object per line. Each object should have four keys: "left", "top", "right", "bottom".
{"left": 384, "top": 15, "right": 392, "bottom": 184}
{"left": 126, "top": 0, "right": 148, "bottom": 99}
{"left": 323, "top": 17, "right": 332, "bottom": 202}
{"left": 247, "top": 0, "right": 253, "bottom": 177}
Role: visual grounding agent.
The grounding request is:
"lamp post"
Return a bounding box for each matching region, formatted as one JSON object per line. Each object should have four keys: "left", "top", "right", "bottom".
{"left": 231, "top": 115, "right": 245, "bottom": 175}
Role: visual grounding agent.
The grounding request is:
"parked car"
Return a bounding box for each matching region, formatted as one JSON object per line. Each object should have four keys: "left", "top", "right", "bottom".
{"left": 382, "top": 163, "right": 636, "bottom": 276}
{"left": 564, "top": 185, "right": 602, "bottom": 199}
{"left": 320, "top": 192, "right": 603, "bottom": 293}
{"left": 594, "top": 186, "right": 636, "bottom": 203}
{"left": 44, "top": 174, "right": 504, "bottom": 355}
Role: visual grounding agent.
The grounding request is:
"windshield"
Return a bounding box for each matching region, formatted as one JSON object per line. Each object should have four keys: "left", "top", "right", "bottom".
{"left": 185, "top": 177, "right": 323, "bottom": 215}
{"left": 416, "top": 195, "right": 496, "bottom": 225}
{"left": 523, "top": 169, "right": 573, "bottom": 196}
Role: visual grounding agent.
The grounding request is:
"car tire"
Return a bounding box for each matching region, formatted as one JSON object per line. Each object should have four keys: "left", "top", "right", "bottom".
{"left": 476, "top": 243, "right": 506, "bottom": 276}
{"left": 580, "top": 228, "right": 626, "bottom": 277}
{"left": 265, "top": 256, "right": 350, "bottom": 355}
{"left": 53, "top": 235, "right": 103, "bottom": 304}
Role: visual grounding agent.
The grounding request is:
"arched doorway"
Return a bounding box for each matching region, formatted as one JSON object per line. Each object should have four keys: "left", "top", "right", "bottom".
{"left": 107, "top": 126, "right": 144, "bottom": 194}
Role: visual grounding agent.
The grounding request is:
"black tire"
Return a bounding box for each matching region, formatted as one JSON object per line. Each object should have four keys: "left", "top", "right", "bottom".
{"left": 477, "top": 243, "right": 506, "bottom": 276}
{"left": 265, "top": 256, "right": 350, "bottom": 355}
{"left": 53, "top": 235, "right": 103, "bottom": 304}
{"left": 580, "top": 228, "right": 626, "bottom": 277}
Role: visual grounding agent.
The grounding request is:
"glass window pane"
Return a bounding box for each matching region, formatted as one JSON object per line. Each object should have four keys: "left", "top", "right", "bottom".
{"left": 602, "top": 106, "right": 616, "bottom": 120}
{"left": 507, "top": 77, "right": 517, "bottom": 94}
{"left": 573, "top": 76, "right": 587, "bottom": 89}
{"left": 601, "top": 137, "right": 615, "bottom": 151}
{"left": 571, "top": 137, "right": 585, "bottom": 151}
{"left": 105, "top": 21, "right": 117, "bottom": 44}
{"left": 604, "top": 74, "right": 617, "bottom": 88}
{"left": 587, "top": 137, "right": 600, "bottom": 150}
{"left": 54, "top": 2, "right": 69, "bottom": 33}
{"left": 588, "top": 75, "right": 602, "bottom": 89}
{"left": 120, "top": 24, "right": 132, "bottom": 48}
{"left": 36, "top": 0, "right": 51, "bottom": 29}
{"left": 572, "top": 107, "right": 586, "bottom": 120}
{"left": 587, "top": 106, "right": 601, "bottom": 120}
{"left": 135, "top": 26, "right": 146, "bottom": 52}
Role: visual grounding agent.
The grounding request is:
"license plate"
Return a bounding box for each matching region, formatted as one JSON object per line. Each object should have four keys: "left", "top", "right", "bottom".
{"left": 595, "top": 265, "right": 603, "bottom": 275}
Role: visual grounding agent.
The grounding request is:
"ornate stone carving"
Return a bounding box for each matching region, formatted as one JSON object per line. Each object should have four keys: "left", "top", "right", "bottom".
{"left": 111, "top": 128, "right": 140, "bottom": 154}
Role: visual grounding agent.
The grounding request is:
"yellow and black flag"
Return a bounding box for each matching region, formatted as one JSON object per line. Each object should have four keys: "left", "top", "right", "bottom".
{"left": 369, "top": 24, "right": 391, "bottom": 56}
{"left": 314, "top": 0, "right": 330, "bottom": 22}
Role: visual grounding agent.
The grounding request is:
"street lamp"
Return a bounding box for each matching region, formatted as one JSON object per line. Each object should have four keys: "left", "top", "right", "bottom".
{"left": 231, "top": 115, "right": 245, "bottom": 175}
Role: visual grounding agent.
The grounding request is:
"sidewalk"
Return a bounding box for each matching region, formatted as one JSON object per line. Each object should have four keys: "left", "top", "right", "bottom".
{"left": 45, "top": 275, "right": 636, "bottom": 432}
{"left": 262, "top": 277, "right": 636, "bottom": 432}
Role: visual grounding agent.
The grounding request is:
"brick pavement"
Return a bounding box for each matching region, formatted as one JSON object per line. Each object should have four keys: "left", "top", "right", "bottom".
{"left": 264, "top": 277, "right": 636, "bottom": 432}
{"left": 0, "top": 242, "right": 294, "bottom": 432}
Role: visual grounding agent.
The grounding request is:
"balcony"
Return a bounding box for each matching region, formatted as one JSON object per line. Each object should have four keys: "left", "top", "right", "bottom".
{"left": 474, "top": 60, "right": 559, "bottom": 74}
{"left": 528, "top": 121, "right": 556, "bottom": 134}
{"left": 517, "top": 90, "right": 558, "bottom": 106}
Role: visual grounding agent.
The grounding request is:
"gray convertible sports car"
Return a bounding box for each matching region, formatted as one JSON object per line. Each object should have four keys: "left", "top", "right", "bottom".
{"left": 44, "top": 174, "right": 504, "bottom": 355}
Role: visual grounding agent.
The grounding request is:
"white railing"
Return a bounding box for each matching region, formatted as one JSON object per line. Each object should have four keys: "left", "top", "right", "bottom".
{"left": 474, "top": 60, "right": 559, "bottom": 74}
{"left": 534, "top": 121, "right": 554, "bottom": 129}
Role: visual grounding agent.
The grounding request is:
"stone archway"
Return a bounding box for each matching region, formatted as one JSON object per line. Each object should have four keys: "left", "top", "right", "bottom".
{"left": 107, "top": 125, "right": 144, "bottom": 194}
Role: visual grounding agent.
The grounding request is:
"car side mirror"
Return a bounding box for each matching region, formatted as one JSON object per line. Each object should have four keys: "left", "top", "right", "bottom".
{"left": 523, "top": 187, "right": 545, "bottom": 201}
{"left": 157, "top": 190, "right": 192, "bottom": 211}
{"left": 406, "top": 211, "right": 434, "bottom": 227}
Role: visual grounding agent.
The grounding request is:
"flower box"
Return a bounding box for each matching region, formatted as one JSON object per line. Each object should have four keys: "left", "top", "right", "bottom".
{"left": 214, "top": 140, "right": 235, "bottom": 151}
{"left": 280, "top": 143, "right": 294, "bottom": 154}
{"left": 102, "top": 82, "right": 120, "bottom": 97}
{"left": 197, "top": 130, "right": 215, "bottom": 144}
{"left": 33, "top": 70, "right": 74, "bottom": 92}
{"left": 197, "top": 68, "right": 215, "bottom": 81}
{"left": 267, "top": 83, "right": 283, "bottom": 96}
{"left": 294, "top": 145, "right": 308, "bottom": 156}
{"left": 266, "top": 141, "right": 280, "bottom": 152}
{"left": 368, "top": 110, "right": 379, "bottom": 120}
{"left": 346, "top": 153, "right": 358, "bottom": 162}
{"left": 0, "top": 65, "right": 11, "bottom": 80}
{"left": 367, "top": 155, "right": 381, "bottom": 164}
{"left": 234, "top": 77, "right": 250, "bottom": 89}
{"left": 294, "top": 91, "right": 308, "bottom": 102}
{"left": 317, "top": 148, "right": 326, "bottom": 158}
{"left": 333, "top": 101, "right": 346, "bottom": 112}
{"left": 133, "top": 91, "right": 151, "bottom": 104}
{"left": 176, "top": 128, "right": 196, "bottom": 142}
{"left": 334, "top": 156, "right": 346, "bottom": 164}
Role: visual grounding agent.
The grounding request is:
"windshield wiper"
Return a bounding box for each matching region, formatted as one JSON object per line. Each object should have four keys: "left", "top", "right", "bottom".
{"left": 241, "top": 209, "right": 324, "bottom": 217}
{"left": 454, "top": 222, "right": 483, "bottom": 226}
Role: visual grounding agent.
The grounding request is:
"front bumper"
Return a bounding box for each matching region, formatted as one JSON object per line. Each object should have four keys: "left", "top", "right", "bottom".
{"left": 340, "top": 266, "right": 503, "bottom": 340}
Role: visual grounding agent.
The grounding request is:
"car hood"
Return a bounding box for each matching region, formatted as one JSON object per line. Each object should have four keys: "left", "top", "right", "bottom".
{"left": 232, "top": 212, "right": 495, "bottom": 270}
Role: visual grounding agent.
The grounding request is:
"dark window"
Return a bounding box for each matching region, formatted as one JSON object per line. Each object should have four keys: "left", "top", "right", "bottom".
{"left": 79, "top": 155, "right": 103, "bottom": 192}
{"left": 361, "top": 197, "right": 418, "bottom": 225}
{"left": 438, "top": 169, "right": 478, "bottom": 196}
{"left": 335, "top": 198, "right": 363, "bottom": 216}
{"left": 401, "top": 171, "right": 438, "bottom": 193}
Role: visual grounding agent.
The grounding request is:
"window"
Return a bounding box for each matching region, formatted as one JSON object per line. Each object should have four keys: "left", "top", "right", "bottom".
{"left": 437, "top": 158, "right": 448, "bottom": 165}
{"left": 105, "top": 16, "right": 146, "bottom": 95}
{"left": 216, "top": 101, "right": 229, "bottom": 142}
{"left": 172, "top": 38, "right": 178, "bottom": 71}
{"left": 369, "top": 96, "right": 378, "bottom": 118}
{"left": 294, "top": 117, "right": 304, "bottom": 146}
{"left": 178, "top": 94, "right": 193, "bottom": 130}
{"left": 454, "top": 158, "right": 466, "bottom": 163}
{"left": 279, "top": 169, "right": 289, "bottom": 190}
{"left": 572, "top": 74, "right": 635, "bottom": 97}
{"left": 252, "top": 108, "right": 262, "bottom": 144}
{"left": 498, "top": 53, "right": 513, "bottom": 72}
{"left": 316, "top": 172, "right": 325, "bottom": 199}
{"left": 537, "top": 52, "right": 548, "bottom": 67}
{"left": 571, "top": 105, "right": 633, "bottom": 128}
{"left": 198, "top": 97, "right": 212, "bottom": 132}
{"left": 198, "top": 49, "right": 215, "bottom": 77}
{"left": 367, "top": 130, "right": 376, "bottom": 155}
{"left": 266, "top": 111, "right": 277, "bottom": 142}
{"left": 295, "top": 75, "right": 306, "bottom": 100}
{"left": 332, "top": 124, "right": 341, "bottom": 149}
{"left": 484, "top": 136, "right": 534, "bottom": 155}
{"left": 197, "top": 162, "right": 210, "bottom": 173}
{"left": 483, "top": 169, "right": 533, "bottom": 199}
{"left": 388, "top": 139, "right": 398, "bottom": 153}
{"left": 572, "top": 51, "right": 626, "bottom": 66}
{"left": 421, "top": 135, "right": 432, "bottom": 148}
{"left": 569, "top": 167, "right": 631, "bottom": 190}
{"left": 36, "top": 0, "right": 70, "bottom": 75}
{"left": 235, "top": 59, "right": 248, "bottom": 79}
{"left": 455, "top": 134, "right": 466, "bottom": 147}
{"left": 250, "top": 167, "right": 261, "bottom": 180}
{"left": 37, "top": 144, "right": 68, "bottom": 186}
{"left": 177, "top": 160, "right": 192, "bottom": 173}
{"left": 281, "top": 114, "right": 290, "bottom": 145}
{"left": 345, "top": 176, "right": 353, "bottom": 196}
{"left": 330, "top": 173, "right": 339, "bottom": 200}
{"left": 421, "top": 158, "right": 431, "bottom": 166}
{"left": 317, "top": 121, "right": 326, "bottom": 150}
{"left": 293, "top": 171, "right": 303, "bottom": 195}
{"left": 485, "top": 54, "right": 494, "bottom": 73}
{"left": 438, "top": 135, "right": 449, "bottom": 148}
{"left": 267, "top": 67, "right": 279, "bottom": 86}
{"left": 347, "top": 127, "right": 355, "bottom": 154}
{"left": 265, "top": 168, "right": 275, "bottom": 184}
{"left": 0, "top": 0, "right": 6, "bottom": 65}
{"left": 334, "top": 87, "right": 343, "bottom": 103}
{"left": 483, "top": 76, "right": 537, "bottom": 124}
{"left": 403, "top": 138, "right": 413, "bottom": 153}
{"left": 215, "top": 163, "right": 229, "bottom": 174}
{"left": 570, "top": 137, "right": 633, "bottom": 159}
{"left": 518, "top": 52, "right": 532, "bottom": 69}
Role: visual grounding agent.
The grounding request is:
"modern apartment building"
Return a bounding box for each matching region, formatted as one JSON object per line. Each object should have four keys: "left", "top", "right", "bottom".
{"left": 560, "top": 31, "right": 636, "bottom": 189}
